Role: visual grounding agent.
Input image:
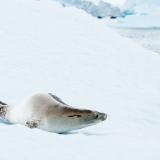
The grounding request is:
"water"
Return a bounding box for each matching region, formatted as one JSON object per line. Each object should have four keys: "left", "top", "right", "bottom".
{"left": 113, "top": 28, "right": 160, "bottom": 54}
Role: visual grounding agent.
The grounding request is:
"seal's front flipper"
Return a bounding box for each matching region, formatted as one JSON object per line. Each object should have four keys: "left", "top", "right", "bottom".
{"left": 25, "top": 119, "right": 41, "bottom": 129}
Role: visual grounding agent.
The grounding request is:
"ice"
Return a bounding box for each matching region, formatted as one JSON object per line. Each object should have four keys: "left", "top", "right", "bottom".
{"left": 121, "top": 0, "right": 160, "bottom": 16}
{"left": 105, "top": 0, "right": 160, "bottom": 28}
{"left": 86, "top": 0, "right": 126, "bottom": 6}
{"left": 56, "top": 0, "right": 121, "bottom": 17}
{"left": 112, "top": 28, "right": 160, "bottom": 54}
{"left": 0, "top": 0, "right": 160, "bottom": 159}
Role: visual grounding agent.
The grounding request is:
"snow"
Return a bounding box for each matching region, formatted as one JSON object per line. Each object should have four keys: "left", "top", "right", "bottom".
{"left": 0, "top": 0, "right": 160, "bottom": 159}
{"left": 105, "top": 0, "right": 160, "bottom": 28}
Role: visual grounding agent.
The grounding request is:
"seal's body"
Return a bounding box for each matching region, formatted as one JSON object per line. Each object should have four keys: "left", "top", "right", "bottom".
{"left": 0, "top": 93, "right": 107, "bottom": 133}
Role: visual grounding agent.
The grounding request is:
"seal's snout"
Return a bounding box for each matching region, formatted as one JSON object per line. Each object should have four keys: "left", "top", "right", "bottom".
{"left": 99, "top": 113, "right": 107, "bottom": 121}
{"left": 94, "top": 112, "right": 107, "bottom": 121}
{"left": 102, "top": 114, "right": 107, "bottom": 121}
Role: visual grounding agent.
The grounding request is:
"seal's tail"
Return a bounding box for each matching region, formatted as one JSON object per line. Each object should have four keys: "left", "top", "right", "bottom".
{"left": 0, "top": 101, "right": 7, "bottom": 105}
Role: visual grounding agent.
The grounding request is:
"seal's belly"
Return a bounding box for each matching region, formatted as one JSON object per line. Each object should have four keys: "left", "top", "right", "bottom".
{"left": 39, "top": 116, "right": 84, "bottom": 133}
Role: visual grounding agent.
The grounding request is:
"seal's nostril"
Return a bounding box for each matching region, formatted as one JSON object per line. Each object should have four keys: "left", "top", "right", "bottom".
{"left": 102, "top": 114, "right": 107, "bottom": 121}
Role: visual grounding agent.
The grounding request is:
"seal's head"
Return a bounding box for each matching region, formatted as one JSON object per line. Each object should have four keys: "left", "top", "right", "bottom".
{"left": 46, "top": 93, "right": 107, "bottom": 133}
{"left": 74, "top": 110, "right": 107, "bottom": 126}
{"left": 53, "top": 107, "right": 108, "bottom": 132}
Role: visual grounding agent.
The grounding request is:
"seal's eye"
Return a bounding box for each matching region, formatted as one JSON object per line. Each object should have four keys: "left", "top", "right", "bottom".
{"left": 95, "top": 115, "right": 99, "bottom": 118}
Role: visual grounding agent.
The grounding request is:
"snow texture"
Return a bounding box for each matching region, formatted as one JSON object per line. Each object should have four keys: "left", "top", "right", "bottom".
{"left": 105, "top": 0, "right": 160, "bottom": 28}
{"left": 0, "top": 0, "right": 160, "bottom": 159}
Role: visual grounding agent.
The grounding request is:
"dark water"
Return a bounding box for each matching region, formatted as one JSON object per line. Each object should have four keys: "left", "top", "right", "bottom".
{"left": 113, "top": 28, "right": 160, "bottom": 54}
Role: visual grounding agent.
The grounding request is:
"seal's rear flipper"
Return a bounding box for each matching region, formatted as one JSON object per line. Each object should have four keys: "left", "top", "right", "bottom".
{"left": 0, "top": 101, "right": 7, "bottom": 118}
{"left": 0, "top": 106, "right": 7, "bottom": 118}
{"left": 0, "top": 101, "right": 7, "bottom": 106}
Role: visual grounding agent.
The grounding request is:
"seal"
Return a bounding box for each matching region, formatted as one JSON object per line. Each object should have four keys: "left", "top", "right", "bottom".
{"left": 0, "top": 93, "right": 107, "bottom": 133}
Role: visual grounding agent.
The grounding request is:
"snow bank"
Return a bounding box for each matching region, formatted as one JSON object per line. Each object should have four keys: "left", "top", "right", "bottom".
{"left": 0, "top": 0, "right": 160, "bottom": 159}
{"left": 105, "top": 0, "right": 160, "bottom": 28}
{"left": 56, "top": 0, "right": 121, "bottom": 17}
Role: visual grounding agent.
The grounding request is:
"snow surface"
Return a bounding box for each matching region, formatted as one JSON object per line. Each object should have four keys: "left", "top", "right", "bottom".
{"left": 105, "top": 0, "right": 160, "bottom": 28}
{"left": 0, "top": 0, "right": 160, "bottom": 159}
